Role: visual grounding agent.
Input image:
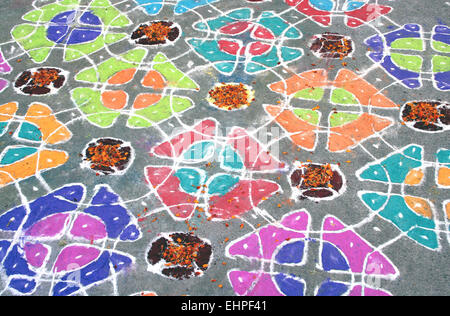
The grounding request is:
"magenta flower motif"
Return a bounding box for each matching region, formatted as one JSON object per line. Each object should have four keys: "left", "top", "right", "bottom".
{"left": 227, "top": 210, "right": 399, "bottom": 296}
{"left": 0, "top": 50, "right": 12, "bottom": 93}
{"left": 145, "top": 119, "right": 285, "bottom": 221}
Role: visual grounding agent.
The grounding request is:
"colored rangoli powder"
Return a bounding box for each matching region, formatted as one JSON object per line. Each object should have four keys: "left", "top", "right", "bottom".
{"left": 83, "top": 138, "right": 132, "bottom": 175}
{"left": 147, "top": 233, "right": 212, "bottom": 280}
{"left": 208, "top": 83, "right": 254, "bottom": 111}
{"left": 310, "top": 33, "right": 354, "bottom": 59}
{"left": 301, "top": 163, "right": 334, "bottom": 188}
{"left": 87, "top": 144, "right": 126, "bottom": 168}
{"left": 31, "top": 69, "right": 60, "bottom": 87}
{"left": 131, "top": 21, "right": 180, "bottom": 46}
{"left": 15, "top": 67, "right": 66, "bottom": 95}
{"left": 403, "top": 101, "right": 443, "bottom": 125}
{"left": 290, "top": 163, "right": 345, "bottom": 200}
{"left": 142, "top": 23, "right": 171, "bottom": 41}
{"left": 162, "top": 240, "right": 204, "bottom": 267}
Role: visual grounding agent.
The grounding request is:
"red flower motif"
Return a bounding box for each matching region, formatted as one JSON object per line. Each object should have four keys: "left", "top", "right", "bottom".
{"left": 145, "top": 119, "right": 285, "bottom": 220}
{"left": 216, "top": 20, "right": 277, "bottom": 56}
{"left": 285, "top": 0, "right": 393, "bottom": 28}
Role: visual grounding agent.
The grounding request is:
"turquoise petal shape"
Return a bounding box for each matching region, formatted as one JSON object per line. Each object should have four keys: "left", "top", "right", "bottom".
{"left": 359, "top": 164, "right": 389, "bottom": 182}
{"left": 345, "top": 1, "right": 367, "bottom": 11}
{"left": 203, "top": 16, "right": 235, "bottom": 31}
{"left": 216, "top": 62, "right": 236, "bottom": 73}
{"left": 246, "top": 62, "right": 267, "bottom": 73}
{"left": 0, "top": 122, "right": 8, "bottom": 136}
{"left": 380, "top": 154, "right": 422, "bottom": 183}
{"left": 174, "top": 168, "right": 204, "bottom": 194}
{"left": 221, "top": 145, "right": 244, "bottom": 170}
{"left": 208, "top": 174, "right": 240, "bottom": 196}
{"left": 227, "top": 8, "right": 252, "bottom": 20}
{"left": 251, "top": 46, "right": 279, "bottom": 68}
{"left": 361, "top": 192, "right": 438, "bottom": 249}
{"left": 17, "top": 122, "right": 43, "bottom": 142}
{"left": 0, "top": 147, "right": 37, "bottom": 165}
{"left": 310, "top": 0, "right": 334, "bottom": 11}
{"left": 437, "top": 149, "right": 450, "bottom": 164}
{"left": 403, "top": 145, "right": 422, "bottom": 160}
{"left": 360, "top": 192, "right": 388, "bottom": 211}
{"left": 259, "top": 14, "right": 293, "bottom": 37}
{"left": 379, "top": 195, "right": 435, "bottom": 231}
{"left": 407, "top": 227, "right": 439, "bottom": 250}
{"left": 188, "top": 39, "right": 236, "bottom": 62}
{"left": 136, "top": 0, "right": 226, "bottom": 19}
{"left": 285, "top": 27, "right": 302, "bottom": 39}
{"left": 358, "top": 145, "right": 423, "bottom": 184}
{"left": 281, "top": 47, "right": 303, "bottom": 62}
{"left": 174, "top": 0, "right": 220, "bottom": 15}
{"left": 379, "top": 195, "right": 437, "bottom": 249}
{"left": 183, "top": 142, "right": 215, "bottom": 161}
{"left": 135, "top": 0, "right": 163, "bottom": 15}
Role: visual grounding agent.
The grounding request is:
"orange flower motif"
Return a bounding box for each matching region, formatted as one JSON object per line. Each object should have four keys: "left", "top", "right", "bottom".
{"left": 0, "top": 102, "right": 71, "bottom": 187}
{"left": 265, "top": 69, "right": 398, "bottom": 152}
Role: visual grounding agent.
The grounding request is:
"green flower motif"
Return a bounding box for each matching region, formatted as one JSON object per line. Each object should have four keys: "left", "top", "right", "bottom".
{"left": 71, "top": 49, "right": 199, "bottom": 128}
{"left": 12, "top": 0, "right": 131, "bottom": 63}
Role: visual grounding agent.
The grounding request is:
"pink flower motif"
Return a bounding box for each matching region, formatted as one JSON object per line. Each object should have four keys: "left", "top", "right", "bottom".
{"left": 227, "top": 210, "right": 399, "bottom": 296}
{"left": 145, "top": 119, "right": 285, "bottom": 220}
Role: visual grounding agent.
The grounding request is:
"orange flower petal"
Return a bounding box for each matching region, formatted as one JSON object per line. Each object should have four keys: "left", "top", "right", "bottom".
{"left": 107, "top": 68, "right": 137, "bottom": 85}
{"left": 142, "top": 70, "right": 166, "bottom": 90}
{"left": 101, "top": 90, "right": 128, "bottom": 110}
{"left": 133, "top": 93, "right": 162, "bottom": 109}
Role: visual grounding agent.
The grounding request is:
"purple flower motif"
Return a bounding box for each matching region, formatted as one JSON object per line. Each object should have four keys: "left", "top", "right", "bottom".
{"left": 0, "top": 184, "right": 141, "bottom": 295}
{"left": 47, "top": 11, "right": 102, "bottom": 45}
{"left": 365, "top": 24, "right": 450, "bottom": 91}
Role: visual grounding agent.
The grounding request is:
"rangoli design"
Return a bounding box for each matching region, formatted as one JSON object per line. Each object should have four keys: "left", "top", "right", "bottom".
{"left": 11, "top": 0, "right": 131, "bottom": 63}
{"left": 0, "top": 184, "right": 141, "bottom": 295}
{"left": 145, "top": 119, "right": 284, "bottom": 221}
{"left": 188, "top": 8, "right": 303, "bottom": 74}
{"left": 365, "top": 24, "right": 450, "bottom": 91}
{"left": 266, "top": 69, "right": 397, "bottom": 152}
{"left": 284, "top": 0, "right": 393, "bottom": 28}
{"left": 0, "top": 102, "right": 72, "bottom": 187}
{"left": 71, "top": 50, "right": 198, "bottom": 128}
{"left": 0, "top": 0, "right": 447, "bottom": 297}
{"left": 227, "top": 210, "right": 399, "bottom": 296}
